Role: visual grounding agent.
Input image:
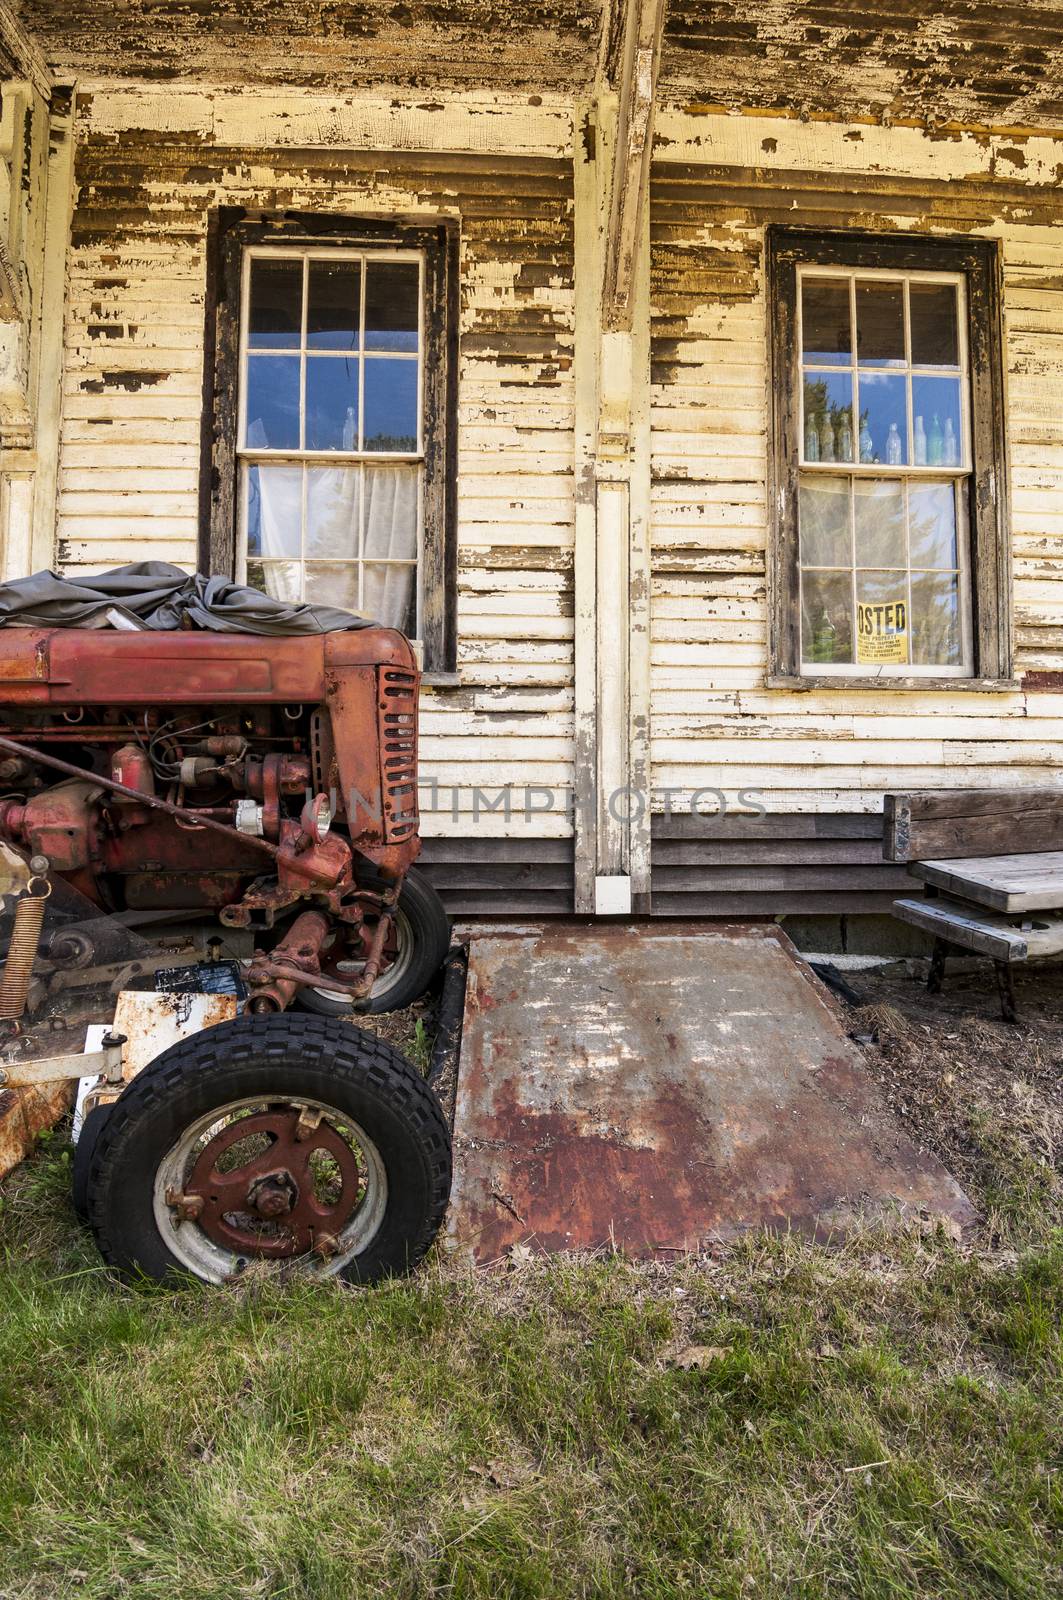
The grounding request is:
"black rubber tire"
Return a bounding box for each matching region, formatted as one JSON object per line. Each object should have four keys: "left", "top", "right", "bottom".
{"left": 84, "top": 1013, "right": 452, "bottom": 1288}
{"left": 72, "top": 1102, "right": 113, "bottom": 1220}
{"left": 297, "top": 865, "right": 451, "bottom": 1017}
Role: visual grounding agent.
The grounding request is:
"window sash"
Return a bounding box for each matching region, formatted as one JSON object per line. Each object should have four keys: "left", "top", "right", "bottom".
{"left": 235, "top": 245, "right": 426, "bottom": 635}
{"left": 796, "top": 264, "right": 972, "bottom": 482}
{"left": 205, "top": 214, "right": 465, "bottom": 677}
{"left": 768, "top": 243, "right": 998, "bottom": 681}
{"left": 798, "top": 474, "right": 973, "bottom": 677}
{"left": 766, "top": 230, "right": 1009, "bottom": 685}
{"left": 238, "top": 246, "right": 426, "bottom": 462}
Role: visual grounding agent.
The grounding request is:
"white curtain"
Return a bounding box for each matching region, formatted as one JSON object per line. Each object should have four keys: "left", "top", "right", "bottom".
{"left": 253, "top": 465, "right": 302, "bottom": 602}
{"left": 306, "top": 468, "right": 359, "bottom": 561}
{"left": 362, "top": 466, "right": 419, "bottom": 631}
{"left": 252, "top": 462, "right": 419, "bottom": 631}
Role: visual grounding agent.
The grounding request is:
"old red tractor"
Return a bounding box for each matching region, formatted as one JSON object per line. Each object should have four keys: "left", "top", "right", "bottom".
{"left": 0, "top": 621, "right": 452, "bottom": 1286}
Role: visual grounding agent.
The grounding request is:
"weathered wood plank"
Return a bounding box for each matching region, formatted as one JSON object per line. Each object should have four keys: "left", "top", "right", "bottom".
{"left": 651, "top": 892, "right": 902, "bottom": 917}
{"left": 418, "top": 838, "right": 573, "bottom": 864}
{"left": 652, "top": 813, "right": 883, "bottom": 841}
{"left": 884, "top": 790, "right": 1063, "bottom": 861}
{"left": 910, "top": 851, "right": 1063, "bottom": 913}
{"left": 655, "top": 866, "right": 910, "bottom": 893}
{"left": 891, "top": 896, "right": 1063, "bottom": 963}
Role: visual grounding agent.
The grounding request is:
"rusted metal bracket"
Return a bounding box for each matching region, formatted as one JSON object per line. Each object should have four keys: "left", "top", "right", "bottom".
{"left": 0, "top": 1029, "right": 125, "bottom": 1088}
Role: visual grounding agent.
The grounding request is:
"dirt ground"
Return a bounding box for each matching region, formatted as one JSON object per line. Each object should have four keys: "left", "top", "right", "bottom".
{"left": 846, "top": 958, "right": 1063, "bottom": 1238}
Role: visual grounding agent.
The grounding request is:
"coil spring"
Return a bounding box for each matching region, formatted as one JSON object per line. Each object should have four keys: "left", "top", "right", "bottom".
{"left": 0, "top": 875, "right": 51, "bottom": 1020}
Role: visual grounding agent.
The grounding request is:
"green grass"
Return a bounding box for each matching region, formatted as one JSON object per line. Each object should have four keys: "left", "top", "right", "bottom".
{"left": 0, "top": 984, "right": 1060, "bottom": 1600}
{"left": 0, "top": 1141, "right": 1060, "bottom": 1599}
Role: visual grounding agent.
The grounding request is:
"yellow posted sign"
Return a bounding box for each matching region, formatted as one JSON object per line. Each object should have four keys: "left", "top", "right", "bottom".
{"left": 856, "top": 599, "right": 908, "bottom": 665}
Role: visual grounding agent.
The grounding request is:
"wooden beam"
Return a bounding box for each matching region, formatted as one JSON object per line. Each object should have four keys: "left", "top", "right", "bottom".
{"left": 29, "top": 83, "right": 75, "bottom": 572}
{"left": 0, "top": 4, "right": 51, "bottom": 100}
{"left": 601, "top": 0, "right": 666, "bottom": 333}
{"left": 884, "top": 790, "right": 1063, "bottom": 862}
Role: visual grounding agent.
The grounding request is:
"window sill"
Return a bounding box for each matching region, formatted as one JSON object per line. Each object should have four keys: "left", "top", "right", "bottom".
{"left": 766, "top": 674, "right": 1021, "bottom": 693}
{"left": 420, "top": 670, "right": 462, "bottom": 689}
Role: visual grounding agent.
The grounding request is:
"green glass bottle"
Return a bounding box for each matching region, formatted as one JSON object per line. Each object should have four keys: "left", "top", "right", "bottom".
{"left": 811, "top": 607, "right": 837, "bottom": 664}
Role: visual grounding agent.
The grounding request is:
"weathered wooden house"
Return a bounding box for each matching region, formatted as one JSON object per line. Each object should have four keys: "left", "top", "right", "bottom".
{"left": 1, "top": 2, "right": 1061, "bottom": 945}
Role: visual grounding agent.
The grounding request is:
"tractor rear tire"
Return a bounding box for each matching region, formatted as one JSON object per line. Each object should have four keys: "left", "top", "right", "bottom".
{"left": 84, "top": 1014, "right": 451, "bottom": 1288}
{"left": 298, "top": 865, "right": 450, "bottom": 1017}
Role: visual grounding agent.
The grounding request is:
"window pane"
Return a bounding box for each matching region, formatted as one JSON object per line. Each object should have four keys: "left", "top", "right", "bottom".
{"left": 364, "top": 359, "right": 419, "bottom": 451}
{"left": 305, "top": 356, "right": 359, "bottom": 451}
{"left": 363, "top": 563, "right": 417, "bottom": 634}
{"left": 912, "top": 376, "right": 962, "bottom": 466}
{"left": 803, "top": 373, "right": 853, "bottom": 463}
{"left": 855, "top": 571, "right": 910, "bottom": 667}
{"left": 855, "top": 281, "right": 905, "bottom": 366}
{"left": 858, "top": 372, "right": 907, "bottom": 465}
{"left": 364, "top": 465, "right": 419, "bottom": 562}
{"left": 801, "top": 278, "right": 851, "bottom": 365}
{"left": 854, "top": 478, "right": 905, "bottom": 568}
{"left": 246, "top": 464, "right": 302, "bottom": 558}
{"left": 911, "top": 572, "right": 962, "bottom": 666}
{"left": 802, "top": 570, "right": 852, "bottom": 665}
{"left": 307, "top": 260, "right": 361, "bottom": 351}
{"left": 306, "top": 466, "right": 359, "bottom": 559}
{"left": 245, "top": 356, "right": 300, "bottom": 449}
{"left": 305, "top": 563, "right": 361, "bottom": 614}
{"left": 909, "top": 482, "right": 959, "bottom": 569}
{"left": 248, "top": 259, "right": 301, "bottom": 349}
{"left": 799, "top": 477, "right": 850, "bottom": 567}
{"left": 910, "top": 283, "right": 959, "bottom": 367}
{"left": 365, "top": 262, "right": 419, "bottom": 352}
{"left": 247, "top": 560, "right": 302, "bottom": 603}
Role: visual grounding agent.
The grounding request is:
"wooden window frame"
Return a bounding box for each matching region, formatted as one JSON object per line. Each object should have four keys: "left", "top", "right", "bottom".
{"left": 201, "top": 210, "right": 458, "bottom": 675}
{"left": 766, "top": 228, "right": 1012, "bottom": 690}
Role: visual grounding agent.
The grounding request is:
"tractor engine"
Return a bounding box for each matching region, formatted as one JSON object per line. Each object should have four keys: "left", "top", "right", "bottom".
{"left": 0, "top": 731, "right": 338, "bottom": 914}
{"left": 0, "top": 627, "right": 439, "bottom": 1013}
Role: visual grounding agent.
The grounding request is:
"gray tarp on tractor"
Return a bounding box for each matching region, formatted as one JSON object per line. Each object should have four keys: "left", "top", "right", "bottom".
{"left": 0, "top": 561, "right": 375, "bottom": 635}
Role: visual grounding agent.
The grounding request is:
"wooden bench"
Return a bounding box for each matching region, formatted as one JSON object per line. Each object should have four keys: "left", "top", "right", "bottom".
{"left": 883, "top": 790, "right": 1063, "bottom": 1021}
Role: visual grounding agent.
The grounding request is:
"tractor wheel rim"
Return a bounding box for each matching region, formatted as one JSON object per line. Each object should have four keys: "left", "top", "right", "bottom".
{"left": 311, "top": 904, "right": 415, "bottom": 1007}
{"left": 153, "top": 1094, "right": 388, "bottom": 1285}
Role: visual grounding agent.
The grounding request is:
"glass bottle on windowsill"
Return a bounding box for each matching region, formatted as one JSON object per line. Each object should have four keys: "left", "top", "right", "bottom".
{"left": 914, "top": 414, "right": 927, "bottom": 465}
{"left": 804, "top": 414, "right": 820, "bottom": 461}
{"left": 943, "top": 416, "right": 958, "bottom": 466}
{"left": 837, "top": 413, "right": 853, "bottom": 462}
{"left": 819, "top": 413, "right": 835, "bottom": 462}
{"left": 810, "top": 608, "right": 837, "bottom": 664}
{"left": 859, "top": 416, "right": 874, "bottom": 463}
{"left": 886, "top": 422, "right": 903, "bottom": 465}
{"left": 927, "top": 413, "right": 944, "bottom": 466}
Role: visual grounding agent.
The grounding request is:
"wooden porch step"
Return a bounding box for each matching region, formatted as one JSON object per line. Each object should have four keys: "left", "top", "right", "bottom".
{"left": 893, "top": 895, "right": 1063, "bottom": 963}
{"left": 910, "top": 850, "right": 1063, "bottom": 913}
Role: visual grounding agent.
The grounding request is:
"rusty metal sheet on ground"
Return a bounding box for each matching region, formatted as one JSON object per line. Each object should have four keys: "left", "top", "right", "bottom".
{"left": 447, "top": 922, "right": 974, "bottom": 1261}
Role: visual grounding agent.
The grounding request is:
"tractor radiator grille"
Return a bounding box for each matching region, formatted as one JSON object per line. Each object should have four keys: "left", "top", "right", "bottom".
{"left": 377, "top": 666, "right": 419, "bottom": 843}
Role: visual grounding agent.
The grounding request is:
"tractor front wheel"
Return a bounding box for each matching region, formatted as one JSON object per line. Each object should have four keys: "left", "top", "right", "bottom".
{"left": 298, "top": 865, "right": 451, "bottom": 1017}
{"left": 84, "top": 1014, "right": 452, "bottom": 1287}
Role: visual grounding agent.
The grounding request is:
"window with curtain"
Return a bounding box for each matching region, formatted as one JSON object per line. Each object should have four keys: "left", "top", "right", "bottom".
{"left": 237, "top": 248, "right": 423, "bottom": 636}
{"left": 796, "top": 265, "right": 972, "bottom": 675}
{"left": 766, "top": 231, "right": 1010, "bottom": 687}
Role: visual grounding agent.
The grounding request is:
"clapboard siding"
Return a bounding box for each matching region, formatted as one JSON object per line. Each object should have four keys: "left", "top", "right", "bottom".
{"left": 50, "top": 90, "right": 1063, "bottom": 916}
{"left": 58, "top": 93, "right": 577, "bottom": 845}
{"left": 417, "top": 836, "right": 574, "bottom": 916}
{"left": 648, "top": 116, "right": 1063, "bottom": 837}
{"left": 649, "top": 812, "right": 905, "bottom": 917}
